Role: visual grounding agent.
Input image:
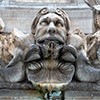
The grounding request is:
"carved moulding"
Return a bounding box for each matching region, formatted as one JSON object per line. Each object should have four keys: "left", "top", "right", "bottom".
{"left": 0, "top": 7, "right": 100, "bottom": 96}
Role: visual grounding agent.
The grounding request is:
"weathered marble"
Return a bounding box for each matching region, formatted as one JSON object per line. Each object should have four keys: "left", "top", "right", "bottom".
{"left": 0, "top": 6, "right": 100, "bottom": 99}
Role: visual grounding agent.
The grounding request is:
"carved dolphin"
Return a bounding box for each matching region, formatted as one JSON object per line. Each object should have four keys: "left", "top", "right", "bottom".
{"left": 76, "top": 46, "right": 100, "bottom": 82}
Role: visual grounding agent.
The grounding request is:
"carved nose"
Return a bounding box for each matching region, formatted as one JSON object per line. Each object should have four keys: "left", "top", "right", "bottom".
{"left": 48, "top": 28, "right": 56, "bottom": 34}
{"left": 48, "top": 22, "right": 56, "bottom": 34}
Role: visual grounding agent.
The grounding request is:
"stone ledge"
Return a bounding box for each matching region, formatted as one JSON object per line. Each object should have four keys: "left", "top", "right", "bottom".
{"left": 0, "top": 82, "right": 100, "bottom": 100}
{"left": 0, "top": 82, "right": 100, "bottom": 91}
{"left": 0, "top": 89, "right": 44, "bottom": 100}
{"left": 65, "top": 91, "right": 100, "bottom": 100}
{"left": 67, "top": 82, "right": 100, "bottom": 91}
{"left": 0, "top": 89, "right": 100, "bottom": 100}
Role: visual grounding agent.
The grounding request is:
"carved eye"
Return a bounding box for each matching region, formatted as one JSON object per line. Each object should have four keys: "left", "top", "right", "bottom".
{"left": 55, "top": 21, "right": 64, "bottom": 27}
{"left": 40, "top": 20, "right": 49, "bottom": 26}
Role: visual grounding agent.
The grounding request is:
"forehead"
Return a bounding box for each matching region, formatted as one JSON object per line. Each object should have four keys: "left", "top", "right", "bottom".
{"left": 39, "top": 13, "right": 64, "bottom": 22}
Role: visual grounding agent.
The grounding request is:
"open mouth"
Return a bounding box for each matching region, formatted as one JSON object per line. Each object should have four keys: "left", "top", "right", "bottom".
{"left": 35, "top": 37, "right": 64, "bottom": 59}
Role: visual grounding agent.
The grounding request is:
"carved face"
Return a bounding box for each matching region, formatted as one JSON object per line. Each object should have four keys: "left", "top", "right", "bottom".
{"left": 26, "top": 8, "right": 74, "bottom": 91}
{"left": 34, "top": 13, "right": 68, "bottom": 59}
{"left": 35, "top": 13, "right": 67, "bottom": 43}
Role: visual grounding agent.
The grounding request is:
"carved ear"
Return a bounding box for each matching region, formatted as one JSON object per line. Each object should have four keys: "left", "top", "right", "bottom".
{"left": 31, "top": 7, "right": 48, "bottom": 35}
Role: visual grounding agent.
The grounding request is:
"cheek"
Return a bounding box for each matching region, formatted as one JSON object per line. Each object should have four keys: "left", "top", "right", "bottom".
{"left": 35, "top": 26, "right": 47, "bottom": 37}
{"left": 57, "top": 28, "right": 67, "bottom": 38}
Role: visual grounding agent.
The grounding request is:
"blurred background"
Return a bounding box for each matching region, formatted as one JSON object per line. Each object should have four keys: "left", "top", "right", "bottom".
{"left": 0, "top": 0, "right": 96, "bottom": 34}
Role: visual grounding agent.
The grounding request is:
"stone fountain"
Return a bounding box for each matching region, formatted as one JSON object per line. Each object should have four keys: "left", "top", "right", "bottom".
{"left": 0, "top": 5, "right": 100, "bottom": 99}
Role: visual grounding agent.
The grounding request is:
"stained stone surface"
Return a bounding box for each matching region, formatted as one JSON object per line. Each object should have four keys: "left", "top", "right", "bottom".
{"left": 0, "top": 1, "right": 99, "bottom": 100}
{"left": 65, "top": 91, "right": 100, "bottom": 100}
{"left": 0, "top": 89, "right": 44, "bottom": 100}
{"left": 0, "top": 89, "right": 100, "bottom": 100}
{"left": 0, "top": 82, "right": 99, "bottom": 100}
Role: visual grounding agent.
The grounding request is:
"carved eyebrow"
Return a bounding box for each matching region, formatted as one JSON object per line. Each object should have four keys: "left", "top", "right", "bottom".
{"left": 41, "top": 17, "right": 50, "bottom": 22}
{"left": 54, "top": 18, "right": 64, "bottom": 23}
{"left": 54, "top": 19, "right": 64, "bottom": 25}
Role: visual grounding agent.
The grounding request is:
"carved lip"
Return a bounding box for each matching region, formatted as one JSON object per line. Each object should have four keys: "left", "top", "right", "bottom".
{"left": 36, "top": 36, "right": 65, "bottom": 45}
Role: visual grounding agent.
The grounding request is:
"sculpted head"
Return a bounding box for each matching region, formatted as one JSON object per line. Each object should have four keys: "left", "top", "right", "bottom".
{"left": 31, "top": 7, "right": 70, "bottom": 43}
{"left": 25, "top": 8, "right": 79, "bottom": 92}
{"left": 31, "top": 7, "right": 70, "bottom": 58}
{"left": 31, "top": 7, "right": 70, "bottom": 37}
